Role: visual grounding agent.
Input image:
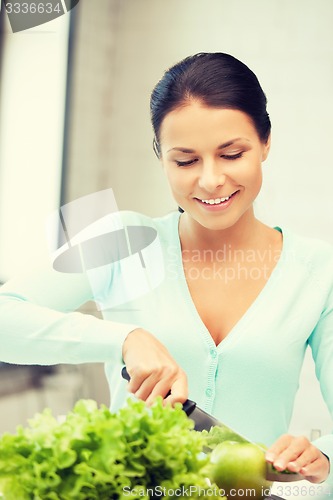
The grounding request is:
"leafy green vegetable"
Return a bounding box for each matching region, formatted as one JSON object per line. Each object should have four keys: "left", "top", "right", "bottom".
{"left": 0, "top": 398, "right": 221, "bottom": 499}
{"left": 201, "top": 424, "right": 247, "bottom": 451}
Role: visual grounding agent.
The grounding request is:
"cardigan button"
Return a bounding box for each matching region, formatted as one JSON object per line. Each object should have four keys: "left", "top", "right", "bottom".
{"left": 210, "top": 348, "right": 217, "bottom": 359}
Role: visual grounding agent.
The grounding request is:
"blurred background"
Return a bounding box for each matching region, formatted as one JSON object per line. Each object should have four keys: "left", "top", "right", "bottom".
{"left": 0, "top": 0, "right": 332, "bottom": 438}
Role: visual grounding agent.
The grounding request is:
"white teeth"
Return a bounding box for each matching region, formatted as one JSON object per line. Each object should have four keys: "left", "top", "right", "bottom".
{"left": 201, "top": 195, "right": 231, "bottom": 204}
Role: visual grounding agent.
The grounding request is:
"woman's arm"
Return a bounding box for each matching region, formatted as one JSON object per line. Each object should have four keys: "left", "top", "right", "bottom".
{"left": 265, "top": 282, "right": 333, "bottom": 484}
{"left": 0, "top": 264, "right": 137, "bottom": 365}
{"left": 306, "top": 283, "right": 333, "bottom": 483}
{"left": 0, "top": 263, "right": 189, "bottom": 403}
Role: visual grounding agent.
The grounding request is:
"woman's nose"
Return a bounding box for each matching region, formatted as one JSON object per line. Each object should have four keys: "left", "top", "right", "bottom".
{"left": 198, "top": 161, "right": 226, "bottom": 193}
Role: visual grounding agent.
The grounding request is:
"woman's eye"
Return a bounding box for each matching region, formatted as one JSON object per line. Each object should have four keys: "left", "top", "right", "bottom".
{"left": 221, "top": 152, "right": 243, "bottom": 161}
{"left": 175, "top": 159, "right": 198, "bottom": 167}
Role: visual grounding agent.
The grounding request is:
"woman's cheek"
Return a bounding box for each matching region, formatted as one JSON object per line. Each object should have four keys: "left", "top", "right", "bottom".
{"left": 167, "top": 169, "right": 191, "bottom": 193}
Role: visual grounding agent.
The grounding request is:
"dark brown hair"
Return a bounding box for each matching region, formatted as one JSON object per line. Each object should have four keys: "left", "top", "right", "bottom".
{"left": 150, "top": 52, "right": 271, "bottom": 158}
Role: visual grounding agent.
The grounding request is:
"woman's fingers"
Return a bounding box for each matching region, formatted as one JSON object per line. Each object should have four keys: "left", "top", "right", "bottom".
{"left": 127, "top": 366, "right": 167, "bottom": 396}
{"left": 132, "top": 366, "right": 188, "bottom": 406}
{"left": 145, "top": 370, "right": 188, "bottom": 406}
{"left": 266, "top": 434, "right": 330, "bottom": 483}
{"left": 266, "top": 434, "right": 311, "bottom": 470}
{"left": 287, "top": 447, "right": 318, "bottom": 472}
{"left": 122, "top": 328, "right": 188, "bottom": 405}
{"left": 164, "top": 374, "right": 188, "bottom": 406}
{"left": 299, "top": 454, "right": 330, "bottom": 483}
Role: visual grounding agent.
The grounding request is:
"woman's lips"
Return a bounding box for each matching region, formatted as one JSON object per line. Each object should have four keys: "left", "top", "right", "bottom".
{"left": 195, "top": 190, "right": 239, "bottom": 210}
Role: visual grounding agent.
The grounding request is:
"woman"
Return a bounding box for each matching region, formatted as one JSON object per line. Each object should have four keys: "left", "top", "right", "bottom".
{"left": 0, "top": 53, "right": 331, "bottom": 484}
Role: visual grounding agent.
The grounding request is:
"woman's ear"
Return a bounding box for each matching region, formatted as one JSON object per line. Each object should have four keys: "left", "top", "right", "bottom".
{"left": 153, "top": 137, "right": 161, "bottom": 159}
{"left": 262, "top": 134, "right": 271, "bottom": 161}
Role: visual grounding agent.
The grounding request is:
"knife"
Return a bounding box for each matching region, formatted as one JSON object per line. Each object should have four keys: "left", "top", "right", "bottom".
{"left": 121, "top": 367, "right": 303, "bottom": 483}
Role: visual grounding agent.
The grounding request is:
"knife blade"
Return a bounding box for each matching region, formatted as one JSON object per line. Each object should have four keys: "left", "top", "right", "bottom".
{"left": 121, "top": 367, "right": 303, "bottom": 482}
{"left": 180, "top": 401, "right": 303, "bottom": 482}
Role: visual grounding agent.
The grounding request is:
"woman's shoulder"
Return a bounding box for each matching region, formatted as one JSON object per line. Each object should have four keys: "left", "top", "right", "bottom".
{"left": 118, "top": 209, "right": 179, "bottom": 225}
{"left": 281, "top": 226, "right": 333, "bottom": 271}
{"left": 115, "top": 209, "right": 180, "bottom": 237}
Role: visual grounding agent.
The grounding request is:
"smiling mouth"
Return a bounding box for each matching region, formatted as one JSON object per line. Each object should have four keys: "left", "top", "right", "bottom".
{"left": 197, "top": 191, "right": 239, "bottom": 205}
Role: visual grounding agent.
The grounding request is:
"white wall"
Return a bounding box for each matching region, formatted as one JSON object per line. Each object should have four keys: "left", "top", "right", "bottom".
{"left": 108, "top": 0, "right": 333, "bottom": 241}
{"left": 106, "top": 0, "right": 333, "bottom": 436}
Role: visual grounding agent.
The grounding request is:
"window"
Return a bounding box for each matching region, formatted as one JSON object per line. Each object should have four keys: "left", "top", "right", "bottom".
{"left": 0, "top": 10, "right": 70, "bottom": 282}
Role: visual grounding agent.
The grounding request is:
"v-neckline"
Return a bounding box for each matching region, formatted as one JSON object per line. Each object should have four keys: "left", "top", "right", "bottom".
{"left": 172, "top": 212, "right": 286, "bottom": 351}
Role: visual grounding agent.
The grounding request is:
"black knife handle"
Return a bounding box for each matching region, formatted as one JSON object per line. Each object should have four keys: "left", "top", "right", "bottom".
{"left": 121, "top": 366, "right": 197, "bottom": 415}
{"left": 181, "top": 399, "right": 197, "bottom": 416}
{"left": 121, "top": 366, "right": 131, "bottom": 382}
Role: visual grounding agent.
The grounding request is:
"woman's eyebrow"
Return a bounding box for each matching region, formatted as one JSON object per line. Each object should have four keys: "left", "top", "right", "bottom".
{"left": 167, "top": 138, "right": 249, "bottom": 154}
{"left": 167, "top": 146, "right": 195, "bottom": 153}
{"left": 217, "top": 138, "right": 250, "bottom": 149}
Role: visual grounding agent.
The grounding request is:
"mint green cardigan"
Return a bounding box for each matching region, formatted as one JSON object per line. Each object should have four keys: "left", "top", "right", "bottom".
{"left": 0, "top": 210, "right": 332, "bottom": 483}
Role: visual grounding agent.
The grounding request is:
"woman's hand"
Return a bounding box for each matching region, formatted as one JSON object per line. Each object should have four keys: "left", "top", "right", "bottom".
{"left": 122, "top": 328, "right": 188, "bottom": 406}
{"left": 265, "top": 434, "right": 330, "bottom": 483}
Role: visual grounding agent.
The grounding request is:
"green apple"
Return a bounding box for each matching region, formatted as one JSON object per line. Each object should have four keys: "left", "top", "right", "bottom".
{"left": 209, "top": 441, "right": 272, "bottom": 499}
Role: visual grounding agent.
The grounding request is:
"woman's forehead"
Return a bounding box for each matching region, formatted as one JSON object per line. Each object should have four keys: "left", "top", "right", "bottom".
{"left": 159, "top": 104, "right": 258, "bottom": 149}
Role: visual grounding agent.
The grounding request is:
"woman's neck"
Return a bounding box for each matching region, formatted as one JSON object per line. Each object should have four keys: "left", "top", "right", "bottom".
{"left": 178, "top": 209, "right": 269, "bottom": 254}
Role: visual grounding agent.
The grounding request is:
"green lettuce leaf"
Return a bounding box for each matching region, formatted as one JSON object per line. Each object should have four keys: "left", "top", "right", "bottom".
{"left": 0, "top": 398, "right": 221, "bottom": 499}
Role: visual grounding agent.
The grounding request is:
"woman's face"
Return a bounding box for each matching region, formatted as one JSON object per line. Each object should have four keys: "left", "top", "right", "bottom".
{"left": 159, "top": 100, "right": 270, "bottom": 232}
